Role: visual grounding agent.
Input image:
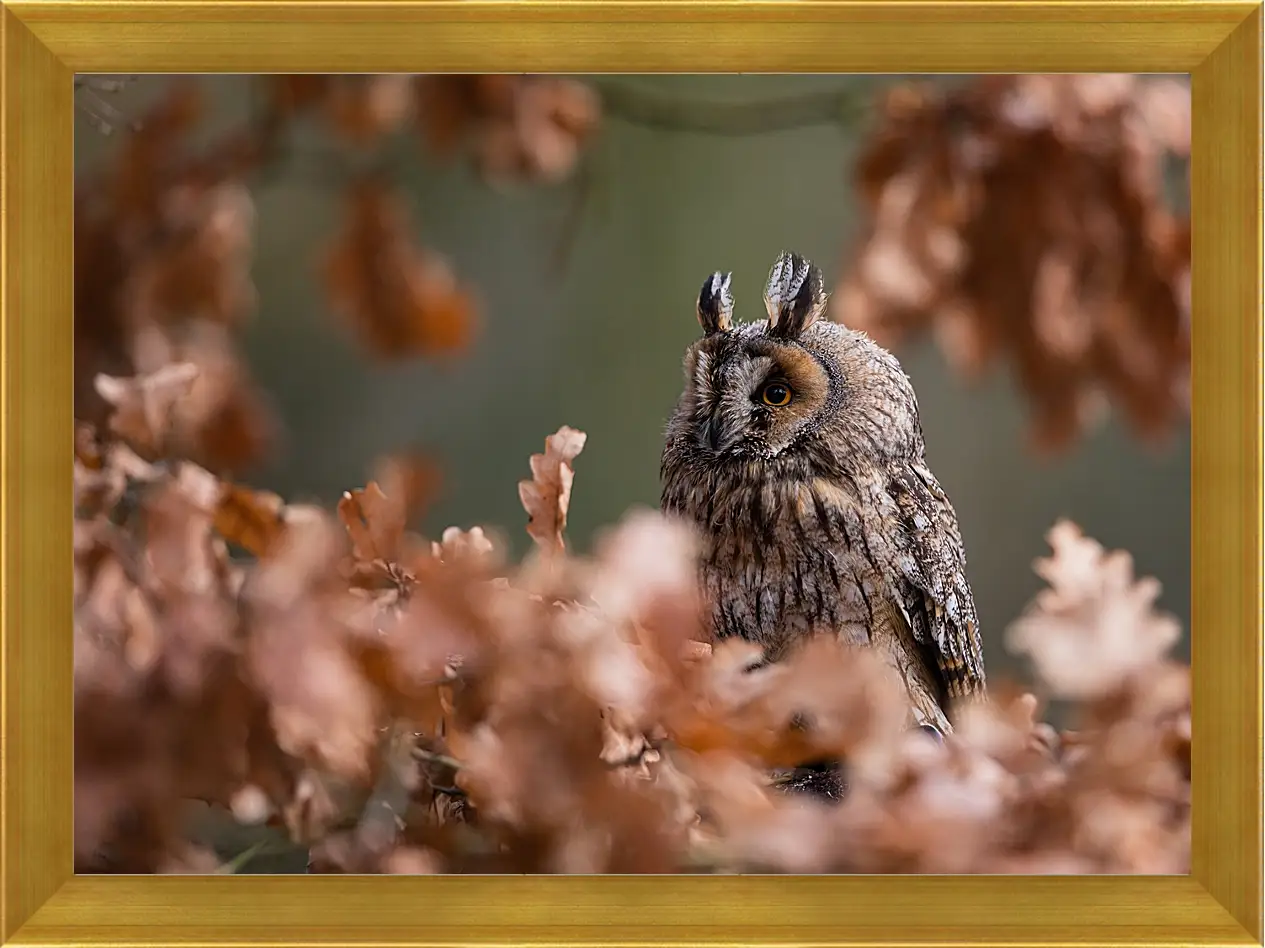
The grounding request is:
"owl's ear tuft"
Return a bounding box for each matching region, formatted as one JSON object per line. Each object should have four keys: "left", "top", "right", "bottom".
{"left": 697, "top": 271, "right": 735, "bottom": 335}
{"left": 764, "top": 251, "right": 827, "bottom": 340}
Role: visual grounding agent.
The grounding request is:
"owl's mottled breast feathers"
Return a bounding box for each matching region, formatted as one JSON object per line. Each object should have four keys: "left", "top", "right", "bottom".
{"left": 661, "top": 251, "right": 986, "bottom": 727}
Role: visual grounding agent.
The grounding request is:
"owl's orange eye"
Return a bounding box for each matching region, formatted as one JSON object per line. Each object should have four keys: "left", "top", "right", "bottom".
{"left": 760, "top": 382, "right": 793, "bottom": 407}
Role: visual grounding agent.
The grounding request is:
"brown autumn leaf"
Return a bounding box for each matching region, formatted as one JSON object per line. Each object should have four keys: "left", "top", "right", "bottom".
{"left": 414, "top": 76, "right": 599, "bottom": 185}
{"left": 324, "top": 75, "right": 416, "bottom": 146}
{"left": 431, "top": 526, "right": 497, "bottom": 566}
{"left": 338, "top": 456, "right": 440, "bottom": 569}
{"left": 245, "top": 531, "right": 383, "bottom": 782}
{"left": 129, "top": 181, "right": 258, "bottom": 330}
{"left": 264, "top": 75, "right": 415, "bottom": 147}
{"left": 152, "top": 323, "right": 276, "bottom": 475}
{"left": 94, "top": 362, "right": 201, "bottom": 459}
{"left": 75, "top": 421, "right": 106, "bottom": 471}
{"left": 473, "top": 79, "right": 601, "bottom": 185}
{"left": 682, "top": 640, "right": 714, "bottom": 663}
{"left": 668, "top": 637, "right": 907, "bottom": 771}
{"left": 518, "top": 425, "right": 587, "bottom": 555}
{"left": 323, "top": 181, "right": 479, "bottom": 361}
{"left": 1006, "top": 520, "right": 1182, "bottom": 700}
{"left": 339, "top": 482, "right": 403, "bottom": 567}
{"left": 215, "top": 483, "right": 288, "bottom": 557}
{"left": 414, "top": 76, "right": 519, "bottom": 158}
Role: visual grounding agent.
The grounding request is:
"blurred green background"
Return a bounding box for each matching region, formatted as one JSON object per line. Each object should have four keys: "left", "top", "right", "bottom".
{"left": 75, "top": 74, "right": 1191, "bottom": 690}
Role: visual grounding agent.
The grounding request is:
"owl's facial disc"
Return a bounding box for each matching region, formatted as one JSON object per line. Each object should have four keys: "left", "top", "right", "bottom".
{"left": 687, "top": 336, "right": 833, "bottom": 459}
{"left": 689, "top": 347, "right": 769, "bottom": 455}
{"left": 750, "top": 341, "right": 833, "bottom": 456}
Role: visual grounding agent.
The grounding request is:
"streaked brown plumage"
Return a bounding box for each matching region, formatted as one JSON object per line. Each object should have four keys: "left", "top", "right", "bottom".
{"left": 660, "top": 252, "right": 986, "bottom": 736}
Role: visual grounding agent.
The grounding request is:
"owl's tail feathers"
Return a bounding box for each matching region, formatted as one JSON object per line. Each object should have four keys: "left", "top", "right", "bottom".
{"left": 942, "top": 659, "right": 988, "bottom": 700}
{"left": 945, "top": 681, "right": 992, "bottom": 734}
{"left": 947, "top": 678, "right": 991, "bottom": 711}
{"left": 947, "top": 668, "right": 987, "bottom": 691}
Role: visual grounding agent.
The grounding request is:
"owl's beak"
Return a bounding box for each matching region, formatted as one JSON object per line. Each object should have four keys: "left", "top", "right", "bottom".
{"left": 703, "top": 415, "right": 744, "bottom": 454}
{"left": 704, "top": 416, "right": 725, "bottom": 452}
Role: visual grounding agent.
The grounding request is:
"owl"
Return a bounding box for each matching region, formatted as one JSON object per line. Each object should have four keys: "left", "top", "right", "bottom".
{"left": 660, "top": 251, "right": 986, "bottom": 737}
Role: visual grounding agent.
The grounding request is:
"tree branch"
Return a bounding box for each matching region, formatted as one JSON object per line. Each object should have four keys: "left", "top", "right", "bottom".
{"left": 590, "top": 78, "right": 871, "bottom": 136}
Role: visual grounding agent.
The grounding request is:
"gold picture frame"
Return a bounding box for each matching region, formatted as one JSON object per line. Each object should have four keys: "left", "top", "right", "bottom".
{"left": 2, "top": 1, "right": 1261, "bottom": 945}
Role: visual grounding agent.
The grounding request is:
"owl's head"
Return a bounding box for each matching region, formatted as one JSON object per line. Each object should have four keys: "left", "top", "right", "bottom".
{"left": 663, "top": 252, "right": 924, "bottom": 474}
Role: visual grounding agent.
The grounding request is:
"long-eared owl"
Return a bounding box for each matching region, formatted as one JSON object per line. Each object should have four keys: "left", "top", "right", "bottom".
{"left": 660, "top": 251, "right": 986, "bottom": 735}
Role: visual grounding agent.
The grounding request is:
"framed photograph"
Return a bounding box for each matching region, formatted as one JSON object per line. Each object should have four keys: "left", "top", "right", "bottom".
{"left": 3, "top": 2, "right": 1260, "bottom": 946}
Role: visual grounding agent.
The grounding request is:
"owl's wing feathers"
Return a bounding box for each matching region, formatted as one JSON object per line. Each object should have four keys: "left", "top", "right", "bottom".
{"left": 885, "top": 461, "right": 987, "bottom": 700}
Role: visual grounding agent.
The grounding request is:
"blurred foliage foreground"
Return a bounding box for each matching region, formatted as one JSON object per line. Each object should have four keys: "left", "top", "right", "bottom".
{"left": 77, "top": 414, "right": 1189, "bottom": 874}
{"left": 74, "top": 75, "right": 1191, "bottom": 874}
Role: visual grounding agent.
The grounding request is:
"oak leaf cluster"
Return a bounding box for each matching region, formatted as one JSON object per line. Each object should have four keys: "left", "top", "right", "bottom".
{"left": 836, "top": 75, "right": 1190, "bottom": 452}
{"left": 76, "top": 405, "right": 1190, "bottom": 874}
{"left": 72, "top": 74, "right": 1191, "bottom": 874}
{"left": 76, "top": 76, "right": 603, "bottom": 453}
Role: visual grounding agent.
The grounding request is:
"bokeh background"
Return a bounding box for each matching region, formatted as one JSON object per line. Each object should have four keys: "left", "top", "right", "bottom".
{"left": 74, "top": 73, "right": 1191, "bottom": 686}
{"left": 73, "top": 72, "right": 1194, "bottom": 875}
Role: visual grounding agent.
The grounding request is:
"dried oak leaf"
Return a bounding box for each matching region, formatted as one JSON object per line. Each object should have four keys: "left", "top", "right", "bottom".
{"left": 94, "top": 362, "right": 200, "bottom": 459}
{"left": 833, "top": 730, "right": 1022, "bottom": 874}
{"left": 214, "top": 482, "right": 288, "bottom": 557}
{"left": 136, "top": 476, "right": 244, "bottom": 698}
{"left": 518, "top": 425, "right": 587, "bottom": 555}
{"left": 359, "top": 573, "right": 488, "bottom": 725}
{"left": 246, "top": 516, "right": 382, "bottom": 781}
{"left": 76, "top": 421, "right": 106, "bottom": 470}
{"left": 431, "top": 525, "right": 498, "bottom": 565}
{"left": 474, "top": 78, "right": 602, "bottom": 185}
{"left": 577, "top": 510, "right": 707, "bottom": 723}
{"left": 324, "top": 75, "right": 416, "bottom": 146}
{"left": 265, "top": 75, "right": 414, "bottom": 146}
{"left": 1005, "top": 520, "right": 1182, "bottom": 699}
{"left": 160, "top": 323, "right": 276, "bottom": 474}
{"left": 955, "top": 687, "right": 1061, "bottom": 774}
{"left": 668, "top": 635, "right": 907, "bottom": 774}
{"left": 340, "top": 481, "right": 407, "bottom": 567}
{"left": 128, "top": 182, "right": 258, "bottom": 330}
{"left": 338, "top": 455, "right": 440, "bottom": 584}
{"left": 414, "top": 76, "right": 518, "bottom": 157}
{"left": 323, "top": 181, "right": 478, "bottom": 360}
{"left": 414, "top": 76, "right": 600, "bottom": 184}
